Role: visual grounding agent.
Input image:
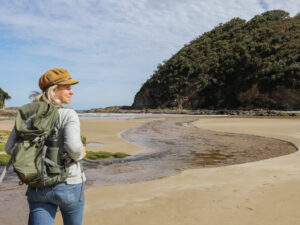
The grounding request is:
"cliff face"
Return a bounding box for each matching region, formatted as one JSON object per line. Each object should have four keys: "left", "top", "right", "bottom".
{"left": 237, "top": 84, "right": 300, "bottom": 109}
{"left": 132, "top": 10, "right": 300, "bottom": 110}
{"left": 133, "top": 88, "right": 155, "bottom": 109}
{"left": 133, "top": 85, "right": 300, "bottom": 110}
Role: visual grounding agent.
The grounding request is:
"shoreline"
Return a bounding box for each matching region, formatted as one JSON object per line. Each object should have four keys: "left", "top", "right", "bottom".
{"left": 3, "top": 107, "right": 300, "bottom": 121}
{"left": 85, "top": 107, "right": 300, "bottom": 117}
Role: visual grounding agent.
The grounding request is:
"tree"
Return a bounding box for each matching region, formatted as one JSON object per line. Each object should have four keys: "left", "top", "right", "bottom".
{"left": 0, "top": 88, "right": 11, "bottom": 109}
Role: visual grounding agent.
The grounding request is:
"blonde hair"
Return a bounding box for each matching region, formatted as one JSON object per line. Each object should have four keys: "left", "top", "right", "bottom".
{"left": 30, "top": 85, "right": 62, "bottom": 107}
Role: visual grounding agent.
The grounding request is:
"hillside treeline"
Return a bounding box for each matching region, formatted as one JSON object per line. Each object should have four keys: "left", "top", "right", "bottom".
{"left": 133, "top": 10, "right": 300, "bottom": 110}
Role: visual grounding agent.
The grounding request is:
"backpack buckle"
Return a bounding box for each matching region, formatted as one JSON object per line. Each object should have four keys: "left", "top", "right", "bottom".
{"left": 32, "top": 137, "right": 41, "bottom": 143}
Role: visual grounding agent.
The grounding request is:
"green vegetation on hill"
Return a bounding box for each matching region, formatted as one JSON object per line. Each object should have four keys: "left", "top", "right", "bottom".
{"left": 133, "top": 10, "right": 300, "bottom": 110}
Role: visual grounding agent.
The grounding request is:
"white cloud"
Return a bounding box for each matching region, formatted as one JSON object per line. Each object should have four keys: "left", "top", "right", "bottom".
{"left": 0, "top": 0, "right": 299, "bottom": 108}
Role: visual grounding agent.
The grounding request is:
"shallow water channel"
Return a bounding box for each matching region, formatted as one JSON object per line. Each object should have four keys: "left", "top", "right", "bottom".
{"left": 0, "top": 117, "right": 297, "bottom": 224}
{"left": 84, "top": 117, "right": 297, "bottom": 186}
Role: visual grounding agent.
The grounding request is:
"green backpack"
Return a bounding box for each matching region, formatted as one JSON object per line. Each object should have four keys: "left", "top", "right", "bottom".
{"left": 1, "top": 101, "right": 70, "bottom": 188}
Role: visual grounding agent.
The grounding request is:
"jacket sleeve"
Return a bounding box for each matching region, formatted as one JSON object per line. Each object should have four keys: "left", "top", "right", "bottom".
{"left": 63, "top": 109, "right": 83, "bottom": 161}
{"left": 5, "top": 126, "right": 17, "bottom": 155}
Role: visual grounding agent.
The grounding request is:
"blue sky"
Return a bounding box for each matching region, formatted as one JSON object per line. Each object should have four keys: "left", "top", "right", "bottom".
{"left": 0, "top": 0, "right": 299, "bottom": 110}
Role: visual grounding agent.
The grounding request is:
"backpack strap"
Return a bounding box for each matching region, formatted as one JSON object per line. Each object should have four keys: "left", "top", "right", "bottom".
{"left": 0, "top": 157, "right": 13, "bottom": 183}
{"left": 41, "top": 144, "right": 48, "bottom": 186}
{"left": 44, "top": 158, "right": 64, "bottom": 168}
{"left": 0, "top": 141, "right": 19, "bottom": 184}
{"left": 79, "top": 161, "right": 85, "bottom": 201}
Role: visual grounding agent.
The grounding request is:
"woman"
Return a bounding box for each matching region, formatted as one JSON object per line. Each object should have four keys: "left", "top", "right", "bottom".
{"left": 5, "top": 68, "right": 86, "bottom": 225}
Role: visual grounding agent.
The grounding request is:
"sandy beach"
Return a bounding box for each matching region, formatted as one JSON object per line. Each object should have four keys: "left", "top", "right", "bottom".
{"left": 80, "top": 118, "right": 160, "bottom": 154}
{"left": 70, "top": 117, "right": 300, "bottom": 225}
{"left": 2, "top": 117, "right": 300, "bottom": 225}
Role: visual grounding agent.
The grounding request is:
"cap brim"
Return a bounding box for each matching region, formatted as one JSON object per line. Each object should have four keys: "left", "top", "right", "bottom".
{"left": 57, "top": 78, "right": 79, "bottom": 86}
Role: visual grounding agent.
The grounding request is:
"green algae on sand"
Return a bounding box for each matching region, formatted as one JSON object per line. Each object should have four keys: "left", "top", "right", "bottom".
{"left": 0, "top": 154, "right": 10, "bottom": 166}
{"left": 0, "top": 130, "right": 10, "bottom": 152}
{"left": 0, "top": 130, "right": 11, "bottom": 166}
{"left": 84, "top": 151, "right": 129, "bottom": 161}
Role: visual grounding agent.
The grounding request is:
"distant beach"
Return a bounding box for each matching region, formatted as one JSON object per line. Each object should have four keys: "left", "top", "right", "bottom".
{"left": 77, "top": 112, "right": 211, "bottom": 120}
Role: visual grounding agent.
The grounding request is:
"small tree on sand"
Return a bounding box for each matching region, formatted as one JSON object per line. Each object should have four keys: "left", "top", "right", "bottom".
{"left": 0, "top": 88, "right": 11, "bottom": 109}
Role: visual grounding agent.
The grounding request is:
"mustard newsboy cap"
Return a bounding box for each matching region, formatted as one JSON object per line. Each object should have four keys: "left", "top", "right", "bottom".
{"left": 39, "top": 68, "right": 79, "bottom": 91}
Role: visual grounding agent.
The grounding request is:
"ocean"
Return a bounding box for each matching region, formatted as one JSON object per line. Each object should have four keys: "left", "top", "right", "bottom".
{"left": 76, "top": 112, "right": 226, "bottom": 120}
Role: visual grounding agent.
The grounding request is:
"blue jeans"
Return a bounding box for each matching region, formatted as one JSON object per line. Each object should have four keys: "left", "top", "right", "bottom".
{"left": 26, "top": 182, "right": 85, "bottom": 225}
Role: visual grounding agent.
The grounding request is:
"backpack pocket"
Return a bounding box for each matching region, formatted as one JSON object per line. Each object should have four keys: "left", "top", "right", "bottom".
{"left": 13, "top": 141, "right": 40, "bottom": 184}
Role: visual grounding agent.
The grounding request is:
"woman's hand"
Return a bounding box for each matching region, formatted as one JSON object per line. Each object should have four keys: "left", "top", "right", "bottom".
{"left": 82, "top": 146, "right": 86, "bottom": 157}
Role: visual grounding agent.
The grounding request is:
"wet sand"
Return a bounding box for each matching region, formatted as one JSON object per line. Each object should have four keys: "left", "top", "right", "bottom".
{"left": 77, "top": 117, "right": 297, "bottom": 188}
{"left": 1, "top": 117, "right": 300, "bottom": 225}
{"left": 121, "top": 117, "right": 296, "bottom": 167}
